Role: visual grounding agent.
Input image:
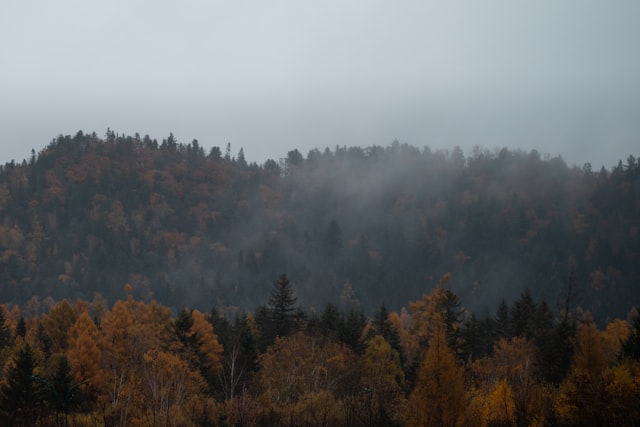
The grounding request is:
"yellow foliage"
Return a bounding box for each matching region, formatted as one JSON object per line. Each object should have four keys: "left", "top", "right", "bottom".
{"left": 483, "top": 379, "right": 517, "bottom": 427}
{"left": 67, "top": 311, "right": 106, "bottom": 398}
{"left": 191, "top": 309, "right": 224, "bottom": 374}
{"left": 257, "top": 332, "right": 356, "bottom": 420}
{"left": 408, "top": 316, "right": 465, "bottom": 427}
{"left": 555, "top": 314, "right": 608, "bottom": 426}
{"left": 602, "top": 318, "right": 629, "bottom": 363}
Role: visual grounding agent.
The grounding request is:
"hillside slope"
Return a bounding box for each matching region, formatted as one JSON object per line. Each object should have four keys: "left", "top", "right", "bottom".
{"left": 0, "top": 131, "right": 638, "bottom": 321}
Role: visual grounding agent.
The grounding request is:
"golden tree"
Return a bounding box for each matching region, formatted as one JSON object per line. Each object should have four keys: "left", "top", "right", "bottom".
{"left": 355, "top": 335, "right": 406, "bottom": 426}
{"left": 555, "top": 313, "right": 608, "bottom": 426}
{"left": 67, "top": 311, "right": 105, "bottom": 401}
{"left": 408, "top": 305, "right": 466, "bottom": 427}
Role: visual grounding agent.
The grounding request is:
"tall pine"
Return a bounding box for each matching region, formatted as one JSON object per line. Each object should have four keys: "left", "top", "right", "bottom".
{"left": 0, "top": 344, "right": 44, "bottom": 425}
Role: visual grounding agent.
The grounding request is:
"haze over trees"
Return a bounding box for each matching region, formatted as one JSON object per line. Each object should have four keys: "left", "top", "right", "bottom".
{"left": 0, "top": 131, "right": 638, "bottom": 323}
{"left": 0, "top": 131, "right": 639, "bottom": 424}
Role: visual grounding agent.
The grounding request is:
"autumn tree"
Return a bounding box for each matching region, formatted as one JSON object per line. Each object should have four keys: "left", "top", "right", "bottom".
{"left": 404, "top": 274, "right": 464, "bottom": 372}
{"left": 256, "top": 332, "right": 355, "bottom": 425}
{"left": 469, "top": 337, "right": 549, "bottom": 426}
{"left": 0, "top": 306, "right": 10, "bottom": 350}
{"left": 355, "top": 335, "right": 406, "bottom": 426}
{"left": 43, "top": 299, "right": 78, "bottom": 354}
{"left": 555, "top": 312, "right": 609, "bottom": 426}
{"left": 98, "top": 287, "right": 173, "bottom": 425}
{"left": 67, "top": 311, "right": 105, "bottom": 403}
{"left": 188, "top": 309, "right": 224, "bottom": 380}
{"left": 483, "top": 379, "right": 517, "bottom": 427}
{"left": 139, "top": 349, "right": 209, "bottom": 427}
{"left": 408, "top": 312, "right": 466, "bottom": 427}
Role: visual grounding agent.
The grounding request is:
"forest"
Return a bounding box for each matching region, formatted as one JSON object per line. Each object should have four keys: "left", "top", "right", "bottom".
{"left": 0, "top": 274, "right": 639, "bottom": 426}
{"left": 0, "top": 131, "right": 639, "bottom": 424}
{"left": 0, "top": 130, "right": 639, "bottom": 323}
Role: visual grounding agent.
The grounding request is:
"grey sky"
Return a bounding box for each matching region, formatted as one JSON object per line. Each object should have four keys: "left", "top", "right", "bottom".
{"left": 2, "top": 1, "right": 639, "bottom": 168}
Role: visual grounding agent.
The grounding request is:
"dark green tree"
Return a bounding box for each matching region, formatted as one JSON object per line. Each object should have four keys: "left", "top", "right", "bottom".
{"left": 15, "top": 317, "right": 26, "bottom": 339}
{"left": 36, "top": 320, "right": 52, "bottom": 359}
{"left": 256, "top": 274, "right": 297, "bottom": 350}
{"left": 0, "top": 344, "right": 44, "bottom": 426}
{"left": 42, "top": 353, "right": 83, "bottom": 426}
{"left": 369, "top": 304, "right": 402, "bottom": 358}
{"left": 0, "top": 307, "right": 10, "bottom": 350}
{"left": 437, "top": 288, "right": 465, "bottom": 352}
{"left": 209, "top": 311, "right": 258, "bottom": 399}
{"left": 340, "top": 308, "right": 366, "bottom": 354}
{"left": 536, "top": 317, "right": 576, "bottom": 384}
{"left": 621, "top": 310, "right": 640, "bottom": 360}
{"left": 494, "top": 299, "right": 510, "bottom": 339}
{"left": 510, "top": 289, "right": 536, "bottom": 339}
{"left": 267, "top": 274, "right": 297, "bottom": 339}
{"left": 175, "top": 308, "right": 197, "bottom": 348}
{"left": 319, "top": 303, "right": 341, "bottom": 339}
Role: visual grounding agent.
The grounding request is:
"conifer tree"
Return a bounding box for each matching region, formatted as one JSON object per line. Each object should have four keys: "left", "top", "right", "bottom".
{"left": 267, "top": 274, "right": 297, "bottom": 339}
{"left": 0, "top": 344, "right": 44, "bottom": 425}
{"left": 621, "top": 310, "right": 640, "bottom": 360}
{"left": 0, "top": 307, "right": 10, "bottom": 349}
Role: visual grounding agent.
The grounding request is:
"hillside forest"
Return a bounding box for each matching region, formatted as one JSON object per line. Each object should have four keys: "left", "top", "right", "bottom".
{"left": 0, "top": 131, "right": 639, "bottom": 322}
{"left": 0, "top": 130, "right": 638, "bottom": 425}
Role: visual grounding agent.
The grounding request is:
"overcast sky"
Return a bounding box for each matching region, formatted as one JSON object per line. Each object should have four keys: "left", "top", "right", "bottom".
{"left": 2, "top": 1, "right": 639, "bottom": 169}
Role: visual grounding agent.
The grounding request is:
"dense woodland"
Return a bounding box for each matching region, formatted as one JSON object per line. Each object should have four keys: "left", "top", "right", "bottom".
{"left": 0, "top": 131, "right": 639, "bottom": 323}
{"left": 0, "top": 131, "right": 639, "bottom": 425}
{"left": 0, "top": 274, "right": 639, "bottom": 426}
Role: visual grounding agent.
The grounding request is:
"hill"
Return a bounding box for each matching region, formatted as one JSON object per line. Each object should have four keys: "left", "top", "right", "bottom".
{"left": 0, "top": 131, "right": 638, "bottom": 322}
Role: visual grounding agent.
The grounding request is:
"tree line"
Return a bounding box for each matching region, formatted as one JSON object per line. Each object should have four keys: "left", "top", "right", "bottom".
{"left": 1, "top": 274, "right": 639, "bottom": 426}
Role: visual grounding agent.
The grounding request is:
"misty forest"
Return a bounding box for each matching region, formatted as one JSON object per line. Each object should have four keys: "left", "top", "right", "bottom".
{"left": 0, "top": 130, "right": 639, "bottom": 426}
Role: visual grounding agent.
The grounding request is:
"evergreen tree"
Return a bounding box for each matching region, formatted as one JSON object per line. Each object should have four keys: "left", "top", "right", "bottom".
{"left": 340, "top": 308, "right": 366, "bottom": 354}
{"left": 537, "top": 316, "right": 576, "bottom": 384}
{"left": 319, "top": 303, "right": 341, "bottom": 339}
{"left": 510, "top": 289, "right": 536, "bottom": 338}
{"left": 437, "top": 288, "right": 465, "bottom": 352}
{"left": 15, "top": 317, "right": 26, "bottom": 339}
{"left": 370, "top": 305, "right": 402, "bottom": 358}
{"left": 621, "top": 310, "right": 640, "bottom": 360}
{"left": 175, "top": 308, "right": 197, "bottom": 348}
{"left": 494, "top": 299, "right": 510, "bottom": 340}
{"left": 258, "top": 274, "right": 297, "bottom": 349}
{"left": 45, "top": 353, "right": 81, "bottom": 425}
{"left": 0, "top": 344, "right": 44, "bottom": 425}
{"left": 0, "top": 307, "right": 10, "bottom": 350}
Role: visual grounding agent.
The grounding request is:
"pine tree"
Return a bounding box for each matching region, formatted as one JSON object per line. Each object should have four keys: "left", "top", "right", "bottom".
{"left": 15, "top": 317, "right": 26, "bottom": 339}
{"left": 370, "top": 304, "right": 402, "bottom": 357}
{"left": 495, "top": 299, "right": 510, "bottom": 339}
{"left": 45, "top": 353, "right": 80, "bottom": 425}
{"left": 0, "top": 344, "right": 44, "bottom": 425}
{"left": 267, "top": 274, "right": 297, "bottom": 339}
{"left": 0, "top": 307, "right": 10, "bottom": 350}
{"left": 621, "top": 310, "right": 640, "bottom": 360}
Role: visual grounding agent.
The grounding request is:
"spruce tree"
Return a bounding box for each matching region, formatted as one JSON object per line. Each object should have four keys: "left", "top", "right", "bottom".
{"left": 267, "top": 274, "right": 297, "bottom": 339}
{"left": 0, "top": 344, "right": 43, "bottom": 425}
{"left": 0, "top": 307, "right": 10, "bottom": 350}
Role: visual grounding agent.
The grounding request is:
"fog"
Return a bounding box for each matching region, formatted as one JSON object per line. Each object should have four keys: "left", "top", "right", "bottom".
{"left": 2, "top": 1, "right": 639, "bottom": 169}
